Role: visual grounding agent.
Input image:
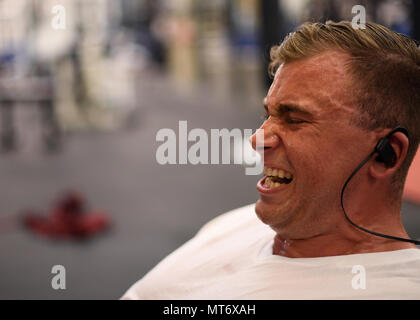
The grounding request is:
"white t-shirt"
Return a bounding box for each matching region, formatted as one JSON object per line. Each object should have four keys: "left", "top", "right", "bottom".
{"left": 122, "top": 204, "right": 420, "bottom": 299}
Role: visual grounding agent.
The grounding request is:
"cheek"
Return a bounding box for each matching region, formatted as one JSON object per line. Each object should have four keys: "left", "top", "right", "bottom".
{"left": 285, "top": 135, "right": 293, "bottom": 148}
{"left": 289, "top": 141, "right": 335, "bottom": 186}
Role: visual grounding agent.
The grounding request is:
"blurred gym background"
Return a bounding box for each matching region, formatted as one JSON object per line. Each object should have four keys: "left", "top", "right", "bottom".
{"left": 0, "top": 0, "right": 419, "bottom": 299}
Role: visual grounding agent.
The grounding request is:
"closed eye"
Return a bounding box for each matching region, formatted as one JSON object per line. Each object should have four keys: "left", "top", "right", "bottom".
{"left": 283, "top": 113, "right": 308, "bottom": 124}
{"left": 261, "top": 109, "right": 307, "bottom": 125}
{"left": 285, "top": 118, "right": 306, "bottom": 124}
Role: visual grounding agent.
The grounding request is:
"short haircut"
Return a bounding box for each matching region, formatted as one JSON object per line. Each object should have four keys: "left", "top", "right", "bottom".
{"left": 269, "top": 21, "right": 420, "bottom": 196}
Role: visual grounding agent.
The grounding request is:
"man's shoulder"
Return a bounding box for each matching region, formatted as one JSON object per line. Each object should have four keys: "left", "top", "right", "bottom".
{"left": 120, "top": 204, "right": 268, "bottom": 299}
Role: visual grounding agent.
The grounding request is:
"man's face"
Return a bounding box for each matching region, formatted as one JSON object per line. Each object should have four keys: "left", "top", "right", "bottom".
{"left": 252, "top": 51, "right": 374, "bottom": 239}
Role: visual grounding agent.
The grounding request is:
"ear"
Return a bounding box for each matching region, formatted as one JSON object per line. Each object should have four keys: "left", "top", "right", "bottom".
{"left": 369, "top": 132, "right": 409, "bottom": 178}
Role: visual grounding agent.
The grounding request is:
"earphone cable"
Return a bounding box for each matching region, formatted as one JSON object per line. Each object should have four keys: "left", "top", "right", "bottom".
{"left": 340, "top": 150, "right": 420, "bottom": 245}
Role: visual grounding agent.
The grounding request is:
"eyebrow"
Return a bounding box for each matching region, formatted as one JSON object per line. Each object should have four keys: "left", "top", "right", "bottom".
{"left": 263, "top": 100, "right": 314, "bottom": 118}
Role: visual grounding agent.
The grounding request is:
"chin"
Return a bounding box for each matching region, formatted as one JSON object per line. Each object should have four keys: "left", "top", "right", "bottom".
{"left": 255, "top": 199, "right": 291, "bottom": 227}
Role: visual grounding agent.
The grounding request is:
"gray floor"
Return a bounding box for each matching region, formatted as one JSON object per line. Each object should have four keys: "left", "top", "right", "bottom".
{"left": 0, "top": 70, "right": 419, "bottom": 299}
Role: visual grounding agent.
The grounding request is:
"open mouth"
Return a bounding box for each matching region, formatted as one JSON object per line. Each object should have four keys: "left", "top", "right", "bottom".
{"left": 263, "top": 167, "right": 293, "bottom": 189}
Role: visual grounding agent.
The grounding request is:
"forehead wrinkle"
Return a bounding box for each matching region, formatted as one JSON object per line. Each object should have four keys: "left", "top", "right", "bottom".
{"left": 269, "top": 51, "right": 356, "bottom": 120}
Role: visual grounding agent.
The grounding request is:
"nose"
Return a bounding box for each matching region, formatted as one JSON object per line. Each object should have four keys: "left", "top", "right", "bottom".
{"left": 250, "top": 123, "right": 280, "bottom": 153}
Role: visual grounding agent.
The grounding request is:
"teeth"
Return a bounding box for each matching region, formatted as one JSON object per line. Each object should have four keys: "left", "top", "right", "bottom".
{"left": 263, "top": 166, "right": 293, "bottom": 180}
{"left": 278, "top": 170, "right": 284, "bottom": 178}
{"left": 264, "top": 177, "right": 286, "bottom": 189}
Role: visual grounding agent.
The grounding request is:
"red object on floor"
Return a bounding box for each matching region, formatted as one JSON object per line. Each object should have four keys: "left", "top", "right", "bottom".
{"left": 23, "top": 191, "right": 110, "bottom": 239}
{"left": 404, "top": 151, "right": 420, "bottom": 204}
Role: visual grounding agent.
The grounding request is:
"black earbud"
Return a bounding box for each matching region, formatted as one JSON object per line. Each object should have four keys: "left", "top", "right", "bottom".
{"left": 375, "top": 126, "right": 408, "bottom": 168}
{"left": 341, "top": 125, "right": 420, "bottom": 245}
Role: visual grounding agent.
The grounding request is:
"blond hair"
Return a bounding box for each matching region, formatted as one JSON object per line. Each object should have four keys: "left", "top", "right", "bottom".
{"left": 269, "top": 21, "right": 420, "bottom": 195}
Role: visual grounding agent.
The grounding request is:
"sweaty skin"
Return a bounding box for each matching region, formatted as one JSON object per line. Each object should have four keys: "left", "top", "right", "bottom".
{"left": 251, "top": 51, "right": 416, "bottom": 258}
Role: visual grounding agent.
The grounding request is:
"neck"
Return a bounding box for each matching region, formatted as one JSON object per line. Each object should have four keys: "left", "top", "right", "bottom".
{"left": 272, "top": 195, "right": 417, "bottom": 258}
{"left": 273, "top": 231, "right": 416, "bottom": 258}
